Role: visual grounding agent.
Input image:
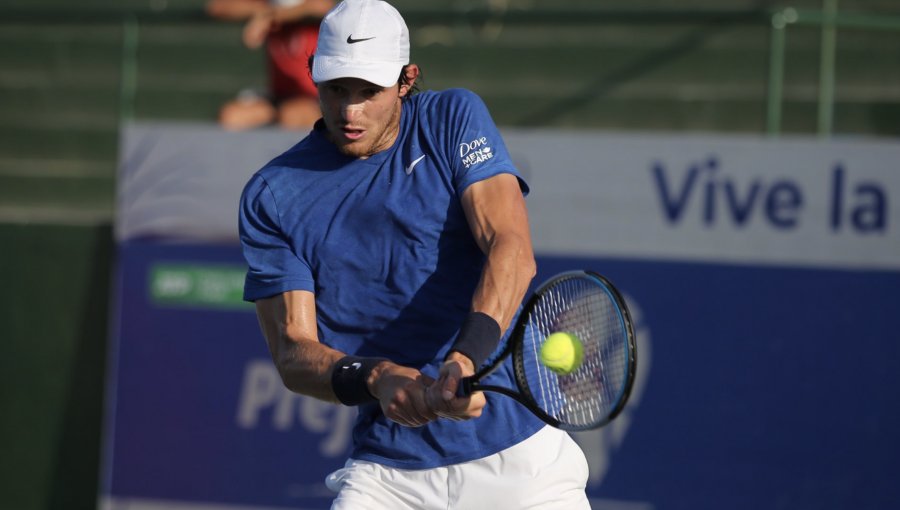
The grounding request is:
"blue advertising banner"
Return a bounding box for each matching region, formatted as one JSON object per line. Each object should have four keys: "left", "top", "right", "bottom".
{"left": 103, "top": 124, "right": 900, "bottom": 510}
{"left": 106, "top": 241, "right": 353, "bottom": 509}
{"left": 104, "top": 241, "right": 900, "bottom": 510}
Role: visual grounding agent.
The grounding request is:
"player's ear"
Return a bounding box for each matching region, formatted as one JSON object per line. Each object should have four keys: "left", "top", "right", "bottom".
{"left": 398, "top": 64, "right": 420, "bottom": 98}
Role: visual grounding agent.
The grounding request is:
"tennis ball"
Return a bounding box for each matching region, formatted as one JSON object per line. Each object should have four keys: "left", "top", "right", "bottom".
{"left": 540, "top": 332, "right": 584, "bottom": 375}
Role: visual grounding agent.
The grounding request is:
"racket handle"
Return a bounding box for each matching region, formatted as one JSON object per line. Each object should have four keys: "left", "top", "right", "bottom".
{"left": 456, "top": 376, "right": 475, "bottom": 398}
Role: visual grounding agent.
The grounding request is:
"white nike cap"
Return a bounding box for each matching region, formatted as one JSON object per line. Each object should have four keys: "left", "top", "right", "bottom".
{"left": 311, "top": 0, "right": 410, "bottom": 88}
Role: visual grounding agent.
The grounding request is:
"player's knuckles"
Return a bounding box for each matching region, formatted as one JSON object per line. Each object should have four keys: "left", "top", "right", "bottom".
{"left": 389, "top": 390, "right": 411, "bottom": 407}
{"left": 386, "top": 402, "right": 410, "bottom": 420}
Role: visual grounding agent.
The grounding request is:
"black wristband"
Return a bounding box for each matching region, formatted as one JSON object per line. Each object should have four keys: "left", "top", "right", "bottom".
{"left": 330, "top": 356, "right": 385, "bottom": 406}
{"left": 448, "top": 312, "right": 501, "bottom": 369}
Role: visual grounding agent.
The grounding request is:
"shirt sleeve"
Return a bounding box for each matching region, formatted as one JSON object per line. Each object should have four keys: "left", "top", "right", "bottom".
{"left": 238, "top": 173, "right": 315, "bottom": 301}
{"left": 438, "top": 88, "right": 529, "bottom": 196}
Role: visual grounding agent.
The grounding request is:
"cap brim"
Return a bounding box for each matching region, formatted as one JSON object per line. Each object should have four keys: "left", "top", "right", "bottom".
{"left": 312, "top": 55, "right": 404, "bottom": 88}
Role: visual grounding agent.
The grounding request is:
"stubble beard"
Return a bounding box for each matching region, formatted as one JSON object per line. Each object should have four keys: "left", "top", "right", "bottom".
{"left": 335, "top": 103, "right": 402, "bottom": 159}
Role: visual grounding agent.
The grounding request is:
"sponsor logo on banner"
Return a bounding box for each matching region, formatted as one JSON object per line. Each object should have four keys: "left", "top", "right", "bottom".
{"left": 651, "top": 156, "right": 889, "bottom": 234}
{"left": 150, "top": 264, "right": 252, "bottom": 310}
{"left": 236, "top": 360, "right": 355, "bottom": 457}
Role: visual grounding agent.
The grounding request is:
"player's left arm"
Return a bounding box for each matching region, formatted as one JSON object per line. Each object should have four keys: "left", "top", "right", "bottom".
{"left": 427, "top": 172, "right": 537, "bottom": 418}
{"left": 462, "top": 172, "right": 537, "bottom": 332}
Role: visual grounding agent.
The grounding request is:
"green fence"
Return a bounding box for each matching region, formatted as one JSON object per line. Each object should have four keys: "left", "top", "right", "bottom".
{"left": 1, "top": 2, "right": 899, "bottom": 223}
{"left": 767, "top": 3, "right": 900, "bottom": 135}
{"left": 0, "top": 224, "right": 112, "bottom": 510}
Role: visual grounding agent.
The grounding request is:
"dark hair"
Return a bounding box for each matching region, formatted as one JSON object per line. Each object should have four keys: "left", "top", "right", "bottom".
{"left": 307, "top": 56, "right": 421, "bottom": 98}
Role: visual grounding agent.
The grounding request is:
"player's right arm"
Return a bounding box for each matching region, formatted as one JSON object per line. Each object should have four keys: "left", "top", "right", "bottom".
{"left": 254, "top": 289, "right": 340, "bottom": 401}
{"left": 254, "top": 289, "right": 438, "bottom": 426}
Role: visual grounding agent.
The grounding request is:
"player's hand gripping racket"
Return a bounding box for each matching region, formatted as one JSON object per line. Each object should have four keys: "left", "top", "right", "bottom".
{"left": 458, "top": 270, "right": 637, "bottom": 431}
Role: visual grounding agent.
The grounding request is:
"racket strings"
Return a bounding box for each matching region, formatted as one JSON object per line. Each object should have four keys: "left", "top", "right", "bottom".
{"left": 521, "top": 276, "right": 629, "bottom": 429}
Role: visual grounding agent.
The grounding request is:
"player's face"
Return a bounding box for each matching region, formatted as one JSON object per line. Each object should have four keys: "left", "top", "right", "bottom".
{"left": 318, "top": 77, "right": 408, "bottom": 159}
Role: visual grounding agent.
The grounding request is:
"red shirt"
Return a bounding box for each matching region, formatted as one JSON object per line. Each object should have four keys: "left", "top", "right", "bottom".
{"left": 267, "top": 22, "right": 319, "bottom": 100}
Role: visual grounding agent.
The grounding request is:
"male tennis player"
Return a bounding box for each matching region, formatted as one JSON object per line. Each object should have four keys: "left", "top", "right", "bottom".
{"left": 238, "top": 0, "right": 590, "bottom": 508}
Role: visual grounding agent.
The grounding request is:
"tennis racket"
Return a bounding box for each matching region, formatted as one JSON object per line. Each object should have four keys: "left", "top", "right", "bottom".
{"left": 458, "top": 270, "right": 637, "bottom": 431}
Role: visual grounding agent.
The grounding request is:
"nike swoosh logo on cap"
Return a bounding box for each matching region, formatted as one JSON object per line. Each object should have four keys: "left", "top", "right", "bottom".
{"left": 406, "top": 155, "right": 426, "bottom": 175}
{"left": 347, "top": 35, "right": 376, "bottom": 44}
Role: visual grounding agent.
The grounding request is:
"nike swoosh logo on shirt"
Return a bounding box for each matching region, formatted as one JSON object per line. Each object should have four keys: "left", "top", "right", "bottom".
{"left": 406, "top": 155, "right": 426, "bottom": 175}
{"left": 347, "top": 35, "right": 376, "bottom": 44}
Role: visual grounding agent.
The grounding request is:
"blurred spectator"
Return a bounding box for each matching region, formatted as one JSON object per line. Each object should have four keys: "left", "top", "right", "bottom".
{"left": 206, "top": 0, "right": 335, "bottom": 130}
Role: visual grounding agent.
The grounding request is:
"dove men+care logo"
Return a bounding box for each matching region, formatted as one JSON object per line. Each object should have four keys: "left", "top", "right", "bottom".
{"left": 459, "top": 136, "right": 494, "bottom": 169}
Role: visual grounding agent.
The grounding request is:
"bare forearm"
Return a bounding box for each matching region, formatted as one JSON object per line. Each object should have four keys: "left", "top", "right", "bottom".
{"left": 280, "top": 339, "right": 437, "bottom": 427}
{"left": 270, "top": 327, "right": 435, "bottom": 421}
{"left": 255, "top": 291, "right": 346, "bottom": 402}
{"left": 254, "top": 288, "right": 435, "bottom": 425}
{"left": 270, "top": 336, "right": 345, "bottom": 402}
{"left": 471, "top": 231, "right": 536, "bottom": 332}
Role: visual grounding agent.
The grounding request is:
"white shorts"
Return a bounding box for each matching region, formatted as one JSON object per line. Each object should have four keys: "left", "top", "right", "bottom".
{"left": 326, "top": 425, "right": 590, "bottom": 510}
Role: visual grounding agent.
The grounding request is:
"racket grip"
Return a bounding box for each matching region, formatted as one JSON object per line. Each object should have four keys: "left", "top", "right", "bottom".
{"left": 456, "top": 376, "right": 475, "bottom": 398}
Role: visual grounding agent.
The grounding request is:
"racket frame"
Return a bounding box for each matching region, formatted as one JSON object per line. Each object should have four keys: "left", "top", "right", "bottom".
{"left": 460, "top": 270, "right": 637, "bottom": 431}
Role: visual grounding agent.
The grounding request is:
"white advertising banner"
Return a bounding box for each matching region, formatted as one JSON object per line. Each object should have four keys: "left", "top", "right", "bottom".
{"left": 117, "top": 123, "right": 900, "bottom": 270}
{"left": 506, "top": 131, "right": 900, "bottom": 271}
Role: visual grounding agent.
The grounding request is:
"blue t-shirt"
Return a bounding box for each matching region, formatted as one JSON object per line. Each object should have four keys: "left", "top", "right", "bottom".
{"left": 238, "top": 88, "right": 544, "bottom": 469}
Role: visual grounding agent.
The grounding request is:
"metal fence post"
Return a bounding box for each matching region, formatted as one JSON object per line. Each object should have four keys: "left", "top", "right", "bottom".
{"left": 817, "top": 0, "right": 838, "bottom": 137}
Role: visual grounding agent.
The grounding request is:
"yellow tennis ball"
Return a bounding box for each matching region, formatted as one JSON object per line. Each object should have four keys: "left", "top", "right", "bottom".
{"left": 540, "top": 332, "right": 584, "bottom": 375}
